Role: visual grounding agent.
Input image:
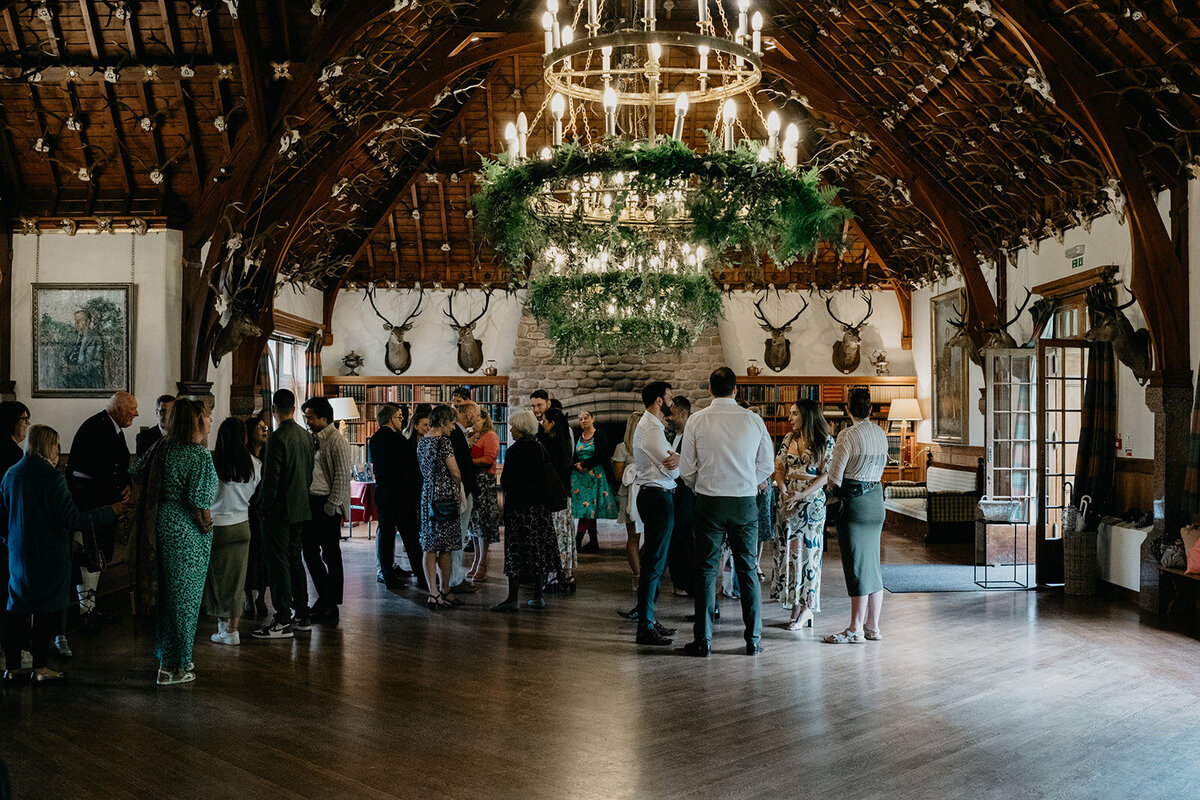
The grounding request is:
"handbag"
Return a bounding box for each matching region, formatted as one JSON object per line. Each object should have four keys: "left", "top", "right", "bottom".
{"left": 72, "top": 518, "right": 106, "bottom": 574}
{"left": 429, "top": 497, "right": 459, "bottom": 522}
{"left": 539, "top": 443, "right": 569, "bottom": 513}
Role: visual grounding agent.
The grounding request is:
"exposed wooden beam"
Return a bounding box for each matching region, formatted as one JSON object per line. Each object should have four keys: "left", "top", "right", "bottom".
{"left": 411, "top": 184, "right": 427, "bottom": 282}
{"left": 25, "top": 85, "right": 60, "bottom": 199}
{"left": 387, "top": 214, "right": 402, "bottom": 282}
{"left": 3, "top": 63, "right": 304, "bottom": 83}
{"left": 77, "top": 0, "right": 104, "bottom": 60}
{"left": 100, "top": 81, "right": 135, "bottom": 209}
{"left": 158, "top": 0, "right": 181, "bottom": 56}
{"left": 136, "top": 82, "right": 166, "bottom": 180}
{"left": 232, "top": 7, "right": 268, "bottom": 146}
{"left": 177, "top": 79, "right": 205, "bottom": 189}
{"left": 991, "top": 1, "right": 1189, "bottom": 376}
{"left": 436, "top": 178, "right": 451, "bottom": 281}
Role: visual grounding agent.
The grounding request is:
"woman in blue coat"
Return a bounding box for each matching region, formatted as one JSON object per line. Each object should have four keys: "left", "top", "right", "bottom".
{"left": 1, "top": 425, "right": 123, "bottom": 684}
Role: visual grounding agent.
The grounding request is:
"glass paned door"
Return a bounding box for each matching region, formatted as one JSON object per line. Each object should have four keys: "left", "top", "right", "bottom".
{"left": 1037, "top": 340, "right": 1088, "bottom": 582}
{"left": 984, "top": 349, "right": 1038, "bottom": 525}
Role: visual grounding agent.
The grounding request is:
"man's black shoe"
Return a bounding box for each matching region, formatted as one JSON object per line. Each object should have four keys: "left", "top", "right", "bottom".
{"left": 635, "top": 627, "right": 673, "bottom": 646}
{"left": 617, "top": 607, "right": 639, "bottom": 621}
{"left": 746, "top": 642, "right": 763, "bottom": 655}
{"left": 683, "top": 641, "right": 710, "bottom": 657}
{"left": 653, "top": 621, "right": 677, "bottom": 637}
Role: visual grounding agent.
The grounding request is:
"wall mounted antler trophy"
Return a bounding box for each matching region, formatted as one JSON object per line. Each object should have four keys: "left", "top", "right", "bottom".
{"left": 444, "top": 288, "right": 492, "bottom": 374}
{"left": 824, "top": 288, "right": 874, "bottom": 374}
{"left": 753, "top": 291, "right": 808, "bottom": 372}
{"left": 365, "top": 284, "right": 424, "bottom": 375}
{"left": 1085, "top": 282, "right": 1151, "bottom": 385}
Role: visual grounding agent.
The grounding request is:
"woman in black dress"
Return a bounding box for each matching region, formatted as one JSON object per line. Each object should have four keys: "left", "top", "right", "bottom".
{"left": 416, "top": 404, "right": 463, "bottom": 609}
{"left": 0, "top": 401, "right": 31, "bottom": 666}
{"left": 242, "top": 414, "right": 271, "bottom": 623}
{"left": 537, "top": 407, "right": 576, "bottom": 592}
{"left": 491, "top": 411, "right": 561, "bottom": 611}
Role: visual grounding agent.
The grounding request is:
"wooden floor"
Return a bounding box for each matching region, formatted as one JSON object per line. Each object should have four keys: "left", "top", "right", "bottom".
{"left": 2, "top": 523, "right": 1198, "bottom": 800}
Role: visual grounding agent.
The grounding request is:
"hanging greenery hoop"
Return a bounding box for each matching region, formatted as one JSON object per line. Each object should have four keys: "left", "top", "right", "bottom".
{"left": 473, "top": 135, "right": 854, "bottom": 357}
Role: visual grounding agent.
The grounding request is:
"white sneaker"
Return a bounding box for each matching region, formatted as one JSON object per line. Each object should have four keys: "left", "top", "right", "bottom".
{"left": 210, "top": 620, "right": 240, "bottom": 646}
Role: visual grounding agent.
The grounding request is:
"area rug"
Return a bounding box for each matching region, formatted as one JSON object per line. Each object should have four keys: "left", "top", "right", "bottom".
{"left": 881, "top": 564, "right": 1035, "bottom": 593}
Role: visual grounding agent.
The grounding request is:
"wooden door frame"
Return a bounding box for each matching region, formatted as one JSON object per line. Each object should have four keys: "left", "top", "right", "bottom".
{"left": 1036, "top": 337, "right": 1088, "bottom": 585}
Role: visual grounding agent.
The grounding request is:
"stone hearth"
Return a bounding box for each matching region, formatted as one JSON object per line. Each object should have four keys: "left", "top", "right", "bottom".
{"left": 507, "top": 310, "right": 726, "bottom": 425}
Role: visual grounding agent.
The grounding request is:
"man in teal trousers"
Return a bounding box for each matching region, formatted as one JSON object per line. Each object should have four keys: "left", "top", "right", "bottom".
{"left": 253, "top": 389, "right": 316, "bottom": 639}
{"left": 678, "top": 367, "right": 775, "bottom": 656}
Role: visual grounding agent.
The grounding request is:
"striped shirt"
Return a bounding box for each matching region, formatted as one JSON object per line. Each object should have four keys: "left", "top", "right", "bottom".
{"left": 828, "top": 418, "right": 888, "bottom": 487}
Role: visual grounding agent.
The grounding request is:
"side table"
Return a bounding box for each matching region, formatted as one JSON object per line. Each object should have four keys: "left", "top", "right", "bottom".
{"left": 974, "top": 517, "right": 1033, "bottom": 589}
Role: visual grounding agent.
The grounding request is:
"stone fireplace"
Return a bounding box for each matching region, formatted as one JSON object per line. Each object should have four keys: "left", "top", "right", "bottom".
{"left": 507, "top": 310, "right": 726, "bottom": 426}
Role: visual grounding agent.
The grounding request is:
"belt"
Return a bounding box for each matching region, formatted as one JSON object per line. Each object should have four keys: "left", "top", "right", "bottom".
{"left": 639, "top": 485, "right": 675, "bottom": 494}
{"left": 835, "top": 481, "right": 879, "bottom": 499}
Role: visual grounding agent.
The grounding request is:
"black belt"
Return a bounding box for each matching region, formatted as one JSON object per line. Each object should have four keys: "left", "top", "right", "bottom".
{"left": 834, "top": 481, "right": 879, "bottom": 499}
{"left": 640, "top": 485, "right": 675, "bottom": 494}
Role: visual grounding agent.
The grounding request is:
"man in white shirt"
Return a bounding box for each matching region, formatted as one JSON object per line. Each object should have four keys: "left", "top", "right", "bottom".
{"left": 631, "top": 381, "right": 680, "bottom": 646}
{"left": 678, "top": 367, "right": 775, "bottom": 656}
{"left": 668, "top": 396, "right": 697, "bottom": 598}
{"left": 301, "top": 397, "right": 352, "bottom": 625}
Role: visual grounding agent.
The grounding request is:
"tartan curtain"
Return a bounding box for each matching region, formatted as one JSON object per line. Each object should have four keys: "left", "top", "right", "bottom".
{"left": 306, "top": 333, "right": 324, "bottom": 397}
{"left": 1072, "top": 341, "right": 1117, "bottom": 526}
{"left": 1181, "top": 365, "right": 1200, "bottom": 513}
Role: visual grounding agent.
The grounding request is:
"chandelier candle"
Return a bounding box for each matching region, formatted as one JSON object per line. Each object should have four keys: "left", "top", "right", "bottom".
{"left": 723, "top": 99, "right": 737, "bottom": 150}
{"left": 551, "top": 93, "right": 565, "bottom": 146}
{"left": 767, "top": 110, "right": 780, "bottom": 157}
{"left": 542, "top": 12, "right": 554, "bottom": 54}
{"left": 673, "top": 93, "right": 689, "bottom": 141}
{"left": 517, "top": 112, "right": 529, "bottom": 159}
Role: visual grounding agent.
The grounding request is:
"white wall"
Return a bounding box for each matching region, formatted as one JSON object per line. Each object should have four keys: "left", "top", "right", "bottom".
{"left": 331, "top": 288, "right": 526, "bottom": 377}
{"left": 908, "top": 181, "right": 1200, "bottom": 459}
{"left": 10, "top": 230, "right": 183, "bottom": 449}
{"left": 718, "top": 289, "right": 915, "bottom": 377}
{"left": 274, "top": 282, "right": 324, "bottom": 324}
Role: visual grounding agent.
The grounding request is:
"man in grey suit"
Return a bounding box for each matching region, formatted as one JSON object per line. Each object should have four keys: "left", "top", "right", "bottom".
{"left": 252, "top": 389, "right": 316, "bottom": 640}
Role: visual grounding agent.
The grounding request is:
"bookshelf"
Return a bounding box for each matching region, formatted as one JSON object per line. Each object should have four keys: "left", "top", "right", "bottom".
{"left": 737, "top": 375, "right": 918, "bottom": 483}
{"left": 323, "top": 376, "right": 509, "bottom": 464}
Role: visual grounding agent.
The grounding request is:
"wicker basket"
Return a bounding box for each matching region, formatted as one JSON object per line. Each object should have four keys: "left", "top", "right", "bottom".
{"left": 978, "top": 495, "right": 1023, "bottom": 523}
{"left": 1063, "top": 528, "right": 1099, "bottom": 596}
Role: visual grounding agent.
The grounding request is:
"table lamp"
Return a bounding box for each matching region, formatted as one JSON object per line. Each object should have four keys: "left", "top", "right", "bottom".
{"left": 328, "top": 397, "right": 360, "bottom": 439}
{"left": 887, "top": 398, "right": 923, "bottom": 478}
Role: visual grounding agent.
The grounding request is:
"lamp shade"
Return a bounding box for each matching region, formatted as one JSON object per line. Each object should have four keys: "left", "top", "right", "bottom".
{"left": 887, "top": 398, "right": 923, "bottom": 422}
{"left": 328, "top": 396, "right": 360, "bottom": 422}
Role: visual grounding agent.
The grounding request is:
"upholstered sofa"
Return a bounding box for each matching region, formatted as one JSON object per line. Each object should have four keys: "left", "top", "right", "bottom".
{"left": 884, "top": 461, "right": 982, "bottom": 545}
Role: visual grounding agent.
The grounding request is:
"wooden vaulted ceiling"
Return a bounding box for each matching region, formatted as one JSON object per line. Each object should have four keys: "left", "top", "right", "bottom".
{"left": 1, "top": 1, "right": 1198, "bottom": 297}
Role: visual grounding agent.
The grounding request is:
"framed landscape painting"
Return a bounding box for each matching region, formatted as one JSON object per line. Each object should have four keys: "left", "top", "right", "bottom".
{"left": 930, "top": 288, "right": 968, "bottom": 444}
{"left": 32, "top": 283, "right": 132, "bottom": 398}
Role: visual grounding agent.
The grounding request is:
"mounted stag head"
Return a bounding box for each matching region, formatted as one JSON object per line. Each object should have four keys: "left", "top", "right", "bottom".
{"left": 1024, "top": 296, "right": 1058, "bottom": 346}
{"left": 753, "top": 292, "right": 807, "bottom": 372}
{"left": 1085, "top": 283, "right": 1151, "bottom": 385}
{"left": 444, "top": 289, "right": 491, "bottom": 373}
{"left": 825, "top": 289, "right": 874, "bottom": 374}
{"left": 946, "top": 300, "right": 981, "bottom": 368}
{"left": 982, "top": 287, "right": 1032, "bottom": 351}
{"left": 211, "top": 249, "right": 268, "bottom": 367}
{"left": 366, "top": 284, "right": 424, "bottom": 375}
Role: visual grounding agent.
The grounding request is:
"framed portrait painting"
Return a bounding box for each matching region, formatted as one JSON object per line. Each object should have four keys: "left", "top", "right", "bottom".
{"left": 32, "top": 283, "right": 132, "bottom": 398}
{"left": 930, "top": 288, "right": 968, "bottom": 444}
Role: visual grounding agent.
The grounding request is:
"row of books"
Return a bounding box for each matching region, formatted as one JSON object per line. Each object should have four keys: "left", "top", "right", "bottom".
{"left": 739, "top": 383, "right": 915, "bottom": 405}
{"left": 332, "top": 383, "right": 510, "bottom": 405}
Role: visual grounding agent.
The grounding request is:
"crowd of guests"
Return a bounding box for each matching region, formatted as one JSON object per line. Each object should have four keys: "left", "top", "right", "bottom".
{"left": 0, "top": 365, "right": 891, "bottom": 685}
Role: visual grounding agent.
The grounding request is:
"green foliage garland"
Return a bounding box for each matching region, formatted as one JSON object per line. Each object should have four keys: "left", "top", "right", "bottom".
{"left": 474, "top": 135, "right": 853, "bottom": 357}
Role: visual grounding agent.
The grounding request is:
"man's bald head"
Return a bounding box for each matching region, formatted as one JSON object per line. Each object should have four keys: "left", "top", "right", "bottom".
{"left": 106, "top": 392, "right": 139, "bottom": 428}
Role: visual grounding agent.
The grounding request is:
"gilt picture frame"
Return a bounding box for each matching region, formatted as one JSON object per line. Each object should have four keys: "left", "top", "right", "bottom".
{"left": 930, "top": 288, "right": 968, "bottom": 444}
{"left": 32, "top": 283, "right": 133, "bottom": 398}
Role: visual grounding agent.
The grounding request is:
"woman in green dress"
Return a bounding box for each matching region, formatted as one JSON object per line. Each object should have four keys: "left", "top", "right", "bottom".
{"left": 571, "top": 410, "right": 617, "bottom": 552}
{"left": 130, "top": 398, "right": 219, "bottom": 686}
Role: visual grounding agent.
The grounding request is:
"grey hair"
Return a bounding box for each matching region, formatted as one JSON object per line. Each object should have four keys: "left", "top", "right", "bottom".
{"left": 510, "top": 409, "right": 539, "bottom": 438}
{"left": 24, "top": 424, "right": 59, "bottom": 460}
{"left": 107, "top": 391, "right": 135, "bottom": 413}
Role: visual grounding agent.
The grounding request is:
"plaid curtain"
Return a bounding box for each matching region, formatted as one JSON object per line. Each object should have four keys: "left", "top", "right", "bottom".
{"left": 1181, "top": 365, "right": 1200, "bottom": 513}
{"left": 306, "top": 333, "right": 324, "bottom": 398}
{"left": 1073, "top": 341, "right": 1117, "bottom": 526}
{"left": 259, "top": 348, "right": 274, "bottom": 425}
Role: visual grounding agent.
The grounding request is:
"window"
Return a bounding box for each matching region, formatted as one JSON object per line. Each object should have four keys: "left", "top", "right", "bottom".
{"left": 265, "top": 335, "right": 309, "bottom": 403}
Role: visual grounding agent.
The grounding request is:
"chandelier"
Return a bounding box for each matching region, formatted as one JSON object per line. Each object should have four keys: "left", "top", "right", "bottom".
{"left": 473, "top": 0, "right": 852, "bottom": 357}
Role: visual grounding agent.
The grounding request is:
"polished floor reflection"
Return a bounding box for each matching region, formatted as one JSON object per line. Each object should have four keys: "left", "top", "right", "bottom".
{"left": 1, "top": 523, "right": 1196, "bottom": 799}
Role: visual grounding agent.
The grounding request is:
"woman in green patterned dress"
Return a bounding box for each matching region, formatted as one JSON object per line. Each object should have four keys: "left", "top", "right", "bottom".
{"left": 571, "top": 410, "right": 617, "bottom": 553}
{"left": 130, "top": 398, "right": 218, "bottom": 686}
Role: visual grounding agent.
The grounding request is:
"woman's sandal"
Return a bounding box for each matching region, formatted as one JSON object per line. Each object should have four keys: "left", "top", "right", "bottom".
{"left": 784, "top": 609, "right": 814, "bottom": 631}
{"left": 823, "top": 628, "right": 864, "bottom": 644}
{"left": 864, "top": 627, "right": 883, "bottom": 641}
{"left": 427, "top": 594, "right": 450, "bottom": 610}
{"left": 439, "top": 592, "right": 464, "bottom": 607}
{"left": 472, "top": 571, "right": 489, "bottom": 583}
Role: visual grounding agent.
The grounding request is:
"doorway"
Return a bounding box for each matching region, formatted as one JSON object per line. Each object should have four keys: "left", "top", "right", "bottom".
{"left": 1036, "top": 339, "right": 1088, "bottom": 586}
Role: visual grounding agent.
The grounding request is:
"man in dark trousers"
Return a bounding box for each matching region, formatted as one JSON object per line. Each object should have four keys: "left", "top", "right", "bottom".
{"left": 252, "top": 389, "right": 316, "bottom": 640}
{"left": 67, "top": 391, "right": 138, "bottom": 627}
{"left": 668, "top": 396, "right": 698, "bottom": 598}
{"left": 135, "top": 395, "right": 175, "bottom": 457}
{"left": 631, "top": 381, "right": 679, "bottom": 647}
{"left": 447, "top": 401, "right": 479, "bottom": 591}
{"left": 371, "top": 404, "right": 426, "bottom": 590}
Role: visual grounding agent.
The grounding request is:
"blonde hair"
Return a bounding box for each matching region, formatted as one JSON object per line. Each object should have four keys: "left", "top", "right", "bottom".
{"left": 622, "top": 410, "right": 643, "bottom": 455}
{"left": 475, "top": 412, "right": 495, "bottom": 435}
{"left": 24, "top": 424, "right": 59, "bottom": 460}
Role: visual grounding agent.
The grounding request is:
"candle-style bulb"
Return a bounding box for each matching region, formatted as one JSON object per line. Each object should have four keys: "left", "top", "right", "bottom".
{"left": 604, "top": 85, "right": 618, "bottom": 111}
{"left": 547, "top": 0, "right": 558, "bottom": 14}
{"left": 722, "top": 98, "right": 737, "bottom": 150}
{"left": 517, "top": 111, "right": 528, "bottom": 159}
{"left": 784, "top": 121, "right": 800, "bottom": 145}
{"left": 766, "top": 110, "right": 781, "bottom": 156}
{"left": 542, "top": 12, "right": 554, "bottom": 54}
{"left": 550, "top": 93, "right": 566, "bottom": 120}
{"left": 504, "top": 121, "right": 518, "bottom": 160}
{"left": 751, "top": 11, "right": 762, "bottom": 53}
{"left": 672, "top": 93, "right": 689, "bottom": 140}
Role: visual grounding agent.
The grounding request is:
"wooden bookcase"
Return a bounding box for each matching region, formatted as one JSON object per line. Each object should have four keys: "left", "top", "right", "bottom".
{"left": 737, "top": 375, "right": 918, "bottom": 483}
{"left": 323, "top": 376, "right": 509, "bottom": 463}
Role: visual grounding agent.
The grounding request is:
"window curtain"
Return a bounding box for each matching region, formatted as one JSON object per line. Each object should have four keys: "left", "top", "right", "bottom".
{"left": 1181, "top": 363, "right": 1200, "bottom": 514}
{"left": 1072, "top": 340, "right": 1117, "bottom": 527}
{"left": 306, "top": 333, "right": 324, "bottom": 397}
{"left": 259, "top": 348, "right": 274, "bottom": 425}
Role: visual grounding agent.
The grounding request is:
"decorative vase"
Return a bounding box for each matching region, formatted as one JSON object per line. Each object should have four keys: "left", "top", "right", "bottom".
{"left": 342, "top": 350, "right": 364, "bottom": 376}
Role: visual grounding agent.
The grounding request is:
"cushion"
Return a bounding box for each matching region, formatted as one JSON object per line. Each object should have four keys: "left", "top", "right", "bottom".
{"left": 885, "top": 485, "right": 928, "bottom": 499}
{"left": 1188, "top": 536, "right": 1200, "bottom": 576}
{"left": 926, "top": 466, "right": 978, "bottom": 494}
{"left": 1180, "top": 524, "right": 1200, "bottom": 557}
{"left": 884, "top": 497, "right": 927, "bottom": 522}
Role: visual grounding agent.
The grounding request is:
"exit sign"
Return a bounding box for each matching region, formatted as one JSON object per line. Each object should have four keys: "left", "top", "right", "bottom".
{"left": 1071, "top": 256, "right": 1084, "bottom": 269}
{"left": 1066, "top": 244, "right": 1085, "bottom": 269}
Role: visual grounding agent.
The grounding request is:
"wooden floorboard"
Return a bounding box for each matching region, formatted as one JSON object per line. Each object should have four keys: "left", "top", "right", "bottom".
{"left": 2, "top": 522, "right": 1198, "bottom": 799}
